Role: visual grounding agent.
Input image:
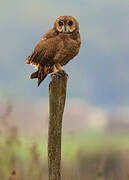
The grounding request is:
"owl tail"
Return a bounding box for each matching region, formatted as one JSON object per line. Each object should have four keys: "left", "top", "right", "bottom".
{"left": 30, "top": 65, "right": 50, "bottom": 87}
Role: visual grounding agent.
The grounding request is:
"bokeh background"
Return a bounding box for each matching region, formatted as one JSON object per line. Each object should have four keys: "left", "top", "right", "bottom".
{"left": 0, "top": 0, "right": 129, "bottom": 179}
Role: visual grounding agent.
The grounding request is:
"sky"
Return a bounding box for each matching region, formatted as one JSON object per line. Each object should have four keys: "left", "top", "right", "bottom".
{"left": 0, "top": 0, "right": 129, "bottom": 110}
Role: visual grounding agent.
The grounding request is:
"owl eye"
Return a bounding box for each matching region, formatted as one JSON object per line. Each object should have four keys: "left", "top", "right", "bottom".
{"left": 58, "top": 21, "right": 63, "bottom": 26}
{"left": 68, "top": 20, "right": 73, "bottom": 26}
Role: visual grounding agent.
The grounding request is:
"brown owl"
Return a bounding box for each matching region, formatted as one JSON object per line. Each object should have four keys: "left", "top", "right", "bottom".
{"left": 26, "top": 15, "right": 81, "bottom": 86}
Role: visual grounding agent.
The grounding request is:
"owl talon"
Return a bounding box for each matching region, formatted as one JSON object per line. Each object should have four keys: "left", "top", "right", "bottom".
{"left": 51, "top": 73, "right": 56, "bottom": 78}
{"left": 51, "top": 70, "right": 68, "bottom": 79}
{"left": 51, "top": 71, "right": 62, "bottom": 78}
{"left": 57, "top": 71, "right": 63, "bottom": 78}
{"left": 51, "top": 72, "right": 62, "bottom": 78}
{"left": 58, "top": 70, "right": 68, "bottom": 77}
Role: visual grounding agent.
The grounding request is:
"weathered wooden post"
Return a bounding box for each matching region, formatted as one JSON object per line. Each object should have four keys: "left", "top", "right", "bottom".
{"left": 48, "top": 72, "right": 68, "bottom": 180}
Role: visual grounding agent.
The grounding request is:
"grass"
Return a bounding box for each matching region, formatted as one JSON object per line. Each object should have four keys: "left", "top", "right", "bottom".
{"left": 1, "top": 128, "right": 129, "bottom": 179}
{"left": 3, "top": 130, "right": 129, "bottom": 160}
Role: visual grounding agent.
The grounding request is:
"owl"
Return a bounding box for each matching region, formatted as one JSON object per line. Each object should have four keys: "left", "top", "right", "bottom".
{"left": 26, "top": 15, "right": 81, "bottom": 86}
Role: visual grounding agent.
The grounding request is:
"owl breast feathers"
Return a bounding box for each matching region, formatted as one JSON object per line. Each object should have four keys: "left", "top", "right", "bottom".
{"left": 26, "top": 15, "right": 81, "bottom": 86}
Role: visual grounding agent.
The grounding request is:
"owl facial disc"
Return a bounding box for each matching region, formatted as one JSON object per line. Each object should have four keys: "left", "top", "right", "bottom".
{"left": 54, "top": 16, "right": 78, "bottom": 33}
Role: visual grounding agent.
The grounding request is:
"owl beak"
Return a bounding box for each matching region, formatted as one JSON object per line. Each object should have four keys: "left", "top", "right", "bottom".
{"left": 64, "top": 27, "right": 67, "bottom": 32}
{"left": 63, "top": 26, "right": 68, "bottom": 33}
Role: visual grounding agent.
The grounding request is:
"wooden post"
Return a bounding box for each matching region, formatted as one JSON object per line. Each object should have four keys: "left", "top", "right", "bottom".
{"left": 48, "top": 72, "right": 68, "bottom": 180}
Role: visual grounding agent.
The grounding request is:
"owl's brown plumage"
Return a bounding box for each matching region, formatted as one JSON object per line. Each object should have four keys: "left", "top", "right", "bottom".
{"left": 26, "top": 15, "right": 81, "bottom": 86}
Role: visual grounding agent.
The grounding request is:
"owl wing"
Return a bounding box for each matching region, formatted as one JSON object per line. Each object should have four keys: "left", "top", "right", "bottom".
{"left": 26, "top": 29, "right": 58, "bottom": 66}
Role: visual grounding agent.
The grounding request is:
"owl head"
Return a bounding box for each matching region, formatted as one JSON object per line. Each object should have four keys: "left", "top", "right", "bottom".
{"left": 53, "top": 15, "right": 79, "bottom": 33}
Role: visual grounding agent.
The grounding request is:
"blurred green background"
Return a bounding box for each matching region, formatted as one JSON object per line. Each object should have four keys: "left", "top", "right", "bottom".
{"left": 0, "top": 0, "right": 129, "bottom": 179}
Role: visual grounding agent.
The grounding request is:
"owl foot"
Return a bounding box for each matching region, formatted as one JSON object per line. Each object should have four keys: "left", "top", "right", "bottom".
{"left": 51, "top": 72, "right": 62, "bottom": 78}
{"left": 58, "top": 70, "right": 68, "bottom": 77}
{"left": 51, "top": 70, "right": 68, "bottom": 79}
{"left": 56, "top": 63, "right": 64, "bottom": 71}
